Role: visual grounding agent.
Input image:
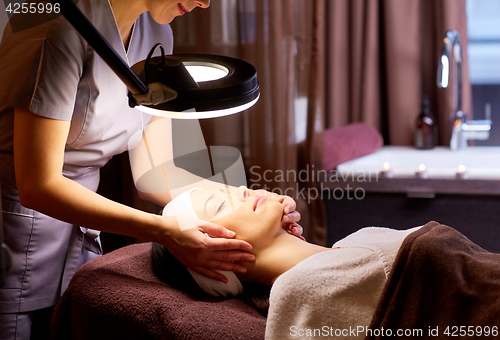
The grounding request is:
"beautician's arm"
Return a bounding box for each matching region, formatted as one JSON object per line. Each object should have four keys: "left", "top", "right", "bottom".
{"left": 13, "top": 109, "right": 254, "bottom": 282}
{"left": 134, "top": 116, "right": 303, "bottom": 237}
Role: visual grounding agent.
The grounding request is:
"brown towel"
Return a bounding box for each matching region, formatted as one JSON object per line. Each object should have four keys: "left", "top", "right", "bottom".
{"left": 367, "top": 221, "right": 500, "bottom": 339}
{"left": 323, "top": 123, "right": 383, "bottom": 171}
{"left": 51, "top": 242, "right": 266, "bottom": 340}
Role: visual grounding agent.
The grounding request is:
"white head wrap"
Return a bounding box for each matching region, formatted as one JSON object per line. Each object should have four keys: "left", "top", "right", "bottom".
{"left": 162, "top": 188, "right": 244, "bottom": 297}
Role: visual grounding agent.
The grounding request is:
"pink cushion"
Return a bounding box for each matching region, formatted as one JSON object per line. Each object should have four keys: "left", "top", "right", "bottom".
{"left": 323, "top": 123, "right": 383, "bottom": 171}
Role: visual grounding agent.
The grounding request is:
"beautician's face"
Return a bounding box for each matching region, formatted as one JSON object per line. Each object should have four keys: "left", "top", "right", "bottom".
{"left": 148, "top": 0, "right": 210, "bottom": 25}
{"left": 191, "top": 187, "right": 284, "bottom": 250}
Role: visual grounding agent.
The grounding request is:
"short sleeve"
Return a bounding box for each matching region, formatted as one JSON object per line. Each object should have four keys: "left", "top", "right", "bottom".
{"left": 0, "top": 15, "right": 86, "bottom": 121}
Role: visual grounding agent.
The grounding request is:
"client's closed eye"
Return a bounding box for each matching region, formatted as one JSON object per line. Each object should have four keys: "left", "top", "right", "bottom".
{"left": 191, "top": 188, "right": 249, "bottom": 222}
{"left": 217, "top": 201, "right": 225, "bottom": 213}
{"left": 207, "top": 196, "right": 228, "bottom": 220}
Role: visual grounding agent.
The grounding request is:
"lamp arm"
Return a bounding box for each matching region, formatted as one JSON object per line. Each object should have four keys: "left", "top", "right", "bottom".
{"left": 51, "top": 0, "right": 176, "bottom": 106}
{"left": 52, "top": 0, "right": 148, "bottom": 94}
{"left": 0, "top": 181, "right": 12, "bottom": 285}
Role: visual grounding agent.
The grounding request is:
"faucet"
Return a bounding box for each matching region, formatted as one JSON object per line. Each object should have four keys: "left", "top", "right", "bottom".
{"left": 437, "top": 30, "right": 491, "bottom": 150}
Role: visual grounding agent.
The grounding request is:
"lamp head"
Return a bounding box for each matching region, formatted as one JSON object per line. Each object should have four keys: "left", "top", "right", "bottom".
{"left": 130, "top": 53, "right": 260, "bottom": 119}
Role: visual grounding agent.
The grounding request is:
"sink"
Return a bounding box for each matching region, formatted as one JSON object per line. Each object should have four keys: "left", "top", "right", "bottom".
{"left": 336, "top": 146, "right": 500, "bottom": 180}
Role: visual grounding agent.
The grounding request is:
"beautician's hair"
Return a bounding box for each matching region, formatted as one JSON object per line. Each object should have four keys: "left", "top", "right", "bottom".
{"left": 151, "top": 243, "right": 270, "bottom": 316}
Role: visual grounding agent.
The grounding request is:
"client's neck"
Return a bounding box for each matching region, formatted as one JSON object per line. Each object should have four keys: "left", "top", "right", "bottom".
{"left": 238, "top": 233, "right": 329, "bottom": 286}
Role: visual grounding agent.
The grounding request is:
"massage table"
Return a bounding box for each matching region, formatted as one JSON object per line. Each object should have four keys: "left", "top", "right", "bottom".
{"left": 51, "top": 222, "right": 500, "bottom": 340}
{"left": 50, "top": 242, "right": 266, "bottom": 340}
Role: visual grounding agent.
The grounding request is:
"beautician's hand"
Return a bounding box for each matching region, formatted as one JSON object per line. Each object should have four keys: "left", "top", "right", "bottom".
{"left": 163, "top": 216, "right": 256, "bottom": 283}
{"left": 250, "top": 189, "right": 305, "bottom": 240}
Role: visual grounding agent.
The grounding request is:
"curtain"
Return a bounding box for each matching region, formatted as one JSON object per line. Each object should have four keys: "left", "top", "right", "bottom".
{"left": 170, "top": 0, "right": 326, "bottom": 243}
{"left": 326, "top": 0, "right": 472, "bottom": 145}
{"left": 99, "top": 0, "right": 471, "bottom": 248}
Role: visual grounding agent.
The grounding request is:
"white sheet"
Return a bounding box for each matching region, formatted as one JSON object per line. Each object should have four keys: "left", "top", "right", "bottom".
{"left": 265, "top": 227, "right": 420, "bottom": 340}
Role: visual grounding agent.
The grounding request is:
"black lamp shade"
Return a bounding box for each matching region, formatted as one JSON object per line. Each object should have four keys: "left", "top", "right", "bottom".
{"left": 131, "top": 54, "right": 260, "bottom": 114}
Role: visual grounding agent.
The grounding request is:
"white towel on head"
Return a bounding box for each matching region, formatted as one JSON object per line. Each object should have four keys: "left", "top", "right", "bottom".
{"left": 162, "top": 188, "right": 203, "bottom": 231}
{"left": 186, "top": 268, "right": 243, "bottom": 297}
{"left": 162, "top": 188, "right": 244, "bottom": 297}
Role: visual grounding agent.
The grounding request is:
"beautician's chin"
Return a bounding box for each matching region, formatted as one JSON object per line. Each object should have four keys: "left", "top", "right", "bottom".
{"left": 158, "top": 16, "right": 176, "bottom": 25}
{"left": 150, "top": 10, "right": 177, "bottom": 25}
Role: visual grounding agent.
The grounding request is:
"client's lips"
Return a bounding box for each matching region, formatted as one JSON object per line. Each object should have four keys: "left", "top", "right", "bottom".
{"left": 253, "top": 195, "right": 267, "bottom": 211}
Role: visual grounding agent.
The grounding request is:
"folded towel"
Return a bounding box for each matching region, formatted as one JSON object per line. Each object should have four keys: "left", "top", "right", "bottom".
{"left": 265, "top": 227, "right": 416, "bottom": 340}
{"left": 323, "top": 123, "right": 383, "bottom": 171}
{"left": 50, "top": 243, "right": 266, "bottom": 340}
{"left": 368, "top": 221, "right": 500, "bottom": 339}
{"left": 162, "top": 188, "right": 202, "bottom": 230}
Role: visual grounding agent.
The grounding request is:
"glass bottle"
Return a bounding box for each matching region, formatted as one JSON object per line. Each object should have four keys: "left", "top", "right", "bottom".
{"left": 415, "top": 94, "right": 436, "bottom": 149}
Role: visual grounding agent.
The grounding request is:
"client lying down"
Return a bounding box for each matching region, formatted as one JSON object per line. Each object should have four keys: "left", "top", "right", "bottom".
{"left": 151, "top": 187, "right": 421, "bottom": 339}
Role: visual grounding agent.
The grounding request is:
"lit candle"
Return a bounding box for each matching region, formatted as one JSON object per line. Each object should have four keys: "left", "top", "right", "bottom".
{"left": 380, "top": 162, "right": 394, "bottom": 178}
{"left": 456, "top": 164, "right": 469, "bottom": 179}
{"left": 415, "top": 164, "right": 428, "bottom": 179}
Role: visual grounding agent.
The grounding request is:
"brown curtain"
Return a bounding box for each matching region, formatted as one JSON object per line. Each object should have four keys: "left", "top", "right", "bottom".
{"left": 170, "top": 0, "right": 326, "bottom": 243}
{"left": 326, "top": 0, "right": 472, "bottom": 145}
{"left": 100, "top": 0, "right": 471, "bottom": 248}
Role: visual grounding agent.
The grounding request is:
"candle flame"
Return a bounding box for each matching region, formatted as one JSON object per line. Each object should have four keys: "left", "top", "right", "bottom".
{"left": 458, "top": 164, "right": 466, "bottom": 172}
{"left": 383, "top": 162, "right": 390, "bottom": 170}
{"left": 419, "top": 164, "right": 426, "bottom": 171}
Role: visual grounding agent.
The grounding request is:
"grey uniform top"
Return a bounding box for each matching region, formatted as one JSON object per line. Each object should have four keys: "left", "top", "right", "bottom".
{"left": 0, "top": 0, "right": 173, "bottom": 312}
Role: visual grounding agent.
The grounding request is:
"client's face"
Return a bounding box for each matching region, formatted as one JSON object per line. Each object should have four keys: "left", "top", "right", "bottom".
{"left": 191, "top": 187, "right": 285, "bottom": 251}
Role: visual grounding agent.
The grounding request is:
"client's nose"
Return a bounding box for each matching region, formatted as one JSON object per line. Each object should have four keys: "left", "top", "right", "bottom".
{"left": 236, "top": 186, "right": 249, "bottom": 202}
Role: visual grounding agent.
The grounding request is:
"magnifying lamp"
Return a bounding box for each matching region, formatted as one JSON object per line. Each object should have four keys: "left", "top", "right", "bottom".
{"left": 53, "top": 0, "right": 260, "bottom": 119}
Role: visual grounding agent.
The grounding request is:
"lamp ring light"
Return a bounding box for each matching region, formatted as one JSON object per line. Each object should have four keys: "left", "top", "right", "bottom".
{"left": 131, "top": 51, "right": 260, "bottom": 119}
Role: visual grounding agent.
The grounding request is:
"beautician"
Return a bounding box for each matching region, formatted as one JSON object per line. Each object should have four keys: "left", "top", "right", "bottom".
{"left": 0, "top": 0, "right": 303, "bottom": 338}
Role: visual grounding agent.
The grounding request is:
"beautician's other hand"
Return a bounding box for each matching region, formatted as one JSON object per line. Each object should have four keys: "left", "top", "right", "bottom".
{"left": 249, "top": 189, "right": 305, "bottom": 240}
{"left": 162, "top": 216, "right": 255, "bottom": 283}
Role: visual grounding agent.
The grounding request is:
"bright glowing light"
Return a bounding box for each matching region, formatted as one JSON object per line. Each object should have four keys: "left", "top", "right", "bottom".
{"left": 456, "top": 164, "right": 469, "bottom": 179}
{"left": 184, "top": 63, "right": 229, "bottom": 82}
{"left": 419, "top": 164, "right": 426, "bottom": 171}
{"left": 440, "top": 55, "right": 449, "bottom": 88}
{"left": 136, "top": 95, "right": 260, "bottom": 119}
{"left": 383, "top": 162, "right": 391, "bottom": 170}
